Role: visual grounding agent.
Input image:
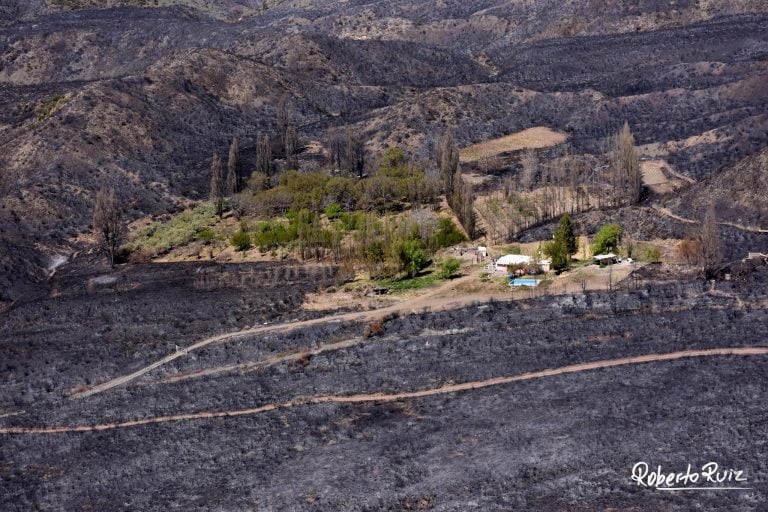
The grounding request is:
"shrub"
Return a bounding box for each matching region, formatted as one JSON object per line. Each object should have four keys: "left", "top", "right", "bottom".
{"left": 643, "top": 245, "right": 661, "bottom": 263}
{"left": 231, "top": 223, "right": 252, "bottom": 252}
{"left": 246, "top": 172, "right": 270, "bottom": 193}
{"left": 196, "top": 227, "right": 216, "bottom": 244}
{"left": 252, "top": 221, "right": 296, "bottom": 250}
{"left": 324, "top": 201, "right": 342, "bottom": 219}
{"left": 338, "top": 211, "right": 365, "bottom": 231}
{"left": 36, "top": 93, "right": 66, "bottom": 121}
{"left": 364, "top": 320, "right": 384, "bottom": 338}
{"left": 438, "top": 258, "right": 461, "bottom": 279}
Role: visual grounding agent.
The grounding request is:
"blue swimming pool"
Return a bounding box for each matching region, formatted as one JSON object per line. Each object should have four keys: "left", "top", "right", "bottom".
{"left": 509, "top": 278, "right": 541, "bottom": 287}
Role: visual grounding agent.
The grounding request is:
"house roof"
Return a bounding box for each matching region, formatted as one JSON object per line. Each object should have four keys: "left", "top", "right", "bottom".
{"left": 496, "top": 254, "right": 532, "bottom": 266}
{"left": 594, "top": 253, "right": 618, "bottom": 260}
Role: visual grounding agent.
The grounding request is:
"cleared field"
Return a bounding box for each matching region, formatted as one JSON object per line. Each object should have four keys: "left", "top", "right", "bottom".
{"left": 459, "top": 126, "right": 568, "bottom": 163}
{"left": 640, "top": 159, "right": 689, "bottom": 194}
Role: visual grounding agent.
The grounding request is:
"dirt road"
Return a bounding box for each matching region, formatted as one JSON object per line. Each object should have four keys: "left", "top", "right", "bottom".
{"left": 651, "top": 205, "right": 768, "bottom": 233}
{"left": 5, "top": 347, "right": 766, "bottom": 435}
{"left": 71, "top": 273, "right": 504, "bottom": 399}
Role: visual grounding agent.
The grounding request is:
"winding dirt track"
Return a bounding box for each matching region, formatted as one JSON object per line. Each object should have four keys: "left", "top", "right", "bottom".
{"left": 651, "top": 205, "right": 768, "bottom": 233}
{"left": 5, "top": 347, "right": 766, "bottom": 435}
{"left": 72, "top": 274, "right": 505, "bottom": 399}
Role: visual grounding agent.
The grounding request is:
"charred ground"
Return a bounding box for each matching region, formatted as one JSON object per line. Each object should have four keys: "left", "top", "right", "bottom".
{"left": 2, "top": 263, "right": 768, "bottom": 510}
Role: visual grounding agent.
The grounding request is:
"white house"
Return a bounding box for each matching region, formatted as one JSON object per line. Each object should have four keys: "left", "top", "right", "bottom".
{"left": 495, "top": 254, "right": 533, "bottom": 273}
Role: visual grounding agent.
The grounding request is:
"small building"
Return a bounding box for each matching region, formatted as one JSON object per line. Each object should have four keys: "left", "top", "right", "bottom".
{"left": 495, "top": 254, "right": 533, "bottom": 273}
{"left": 477, "top": 246, "right": 488, "bottom": 258}
{"left": 594, "top": 253, "right": 618, "bottom": 266}
{"left": 539, "top": 258, "right": 552, "bottom": 273}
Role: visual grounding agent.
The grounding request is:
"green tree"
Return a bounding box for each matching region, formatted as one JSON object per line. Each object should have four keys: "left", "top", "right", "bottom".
{"left": 592, "top": 224, "right": 622, "bottom": 255}
{"left": 556, "top": 213, "right": 578, "bottom": 256}
{"left": 544, "top": 239, "right": 569, "bottom": 272}
{"left": 543, "top": 214, "right": 577, "bottom": 272}
{"left": 431, "top": 217, "right": 466, "bottom": 248}
{"left": 398, "top": 239, "right": 429, "bottom": 277}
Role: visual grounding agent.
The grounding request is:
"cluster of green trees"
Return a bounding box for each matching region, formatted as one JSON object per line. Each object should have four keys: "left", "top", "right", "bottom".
{"left": 230, "top": 207, "right": 466, "bottom": 279}
{"left": 543, "top": 217, "right": 628, "bottom": 272}
{"left": 236, "top": 147, "right": 440, "bottom": 218}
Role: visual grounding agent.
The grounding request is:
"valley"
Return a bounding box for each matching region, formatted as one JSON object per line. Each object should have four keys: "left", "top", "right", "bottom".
{"left": 1, "top": 1, "right": 768, "bottom": 510}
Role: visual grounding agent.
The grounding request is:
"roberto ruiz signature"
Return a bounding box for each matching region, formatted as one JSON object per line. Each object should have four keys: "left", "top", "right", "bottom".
{"left": 631, "top": 462, "right": 751, "bottom": 491}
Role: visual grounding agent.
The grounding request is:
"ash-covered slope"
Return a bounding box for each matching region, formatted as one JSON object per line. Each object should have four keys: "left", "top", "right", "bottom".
{"left": 672, "top": 147, "right": 768, "bottom": 228}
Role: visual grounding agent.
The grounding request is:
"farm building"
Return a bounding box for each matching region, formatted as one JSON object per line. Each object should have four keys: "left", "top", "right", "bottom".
{"left": 594, "top": 253, "right": 618, "bottom": 266}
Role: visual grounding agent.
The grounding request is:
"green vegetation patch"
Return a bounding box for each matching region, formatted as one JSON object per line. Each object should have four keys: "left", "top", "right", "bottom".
{"left": 376, "top": 272, "right": 443, "bottom": 293}
{"left": 128, "top": 203, "right": 218, "bottom": 253}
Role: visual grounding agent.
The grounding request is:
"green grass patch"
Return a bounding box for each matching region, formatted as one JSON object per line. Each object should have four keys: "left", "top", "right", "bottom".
{"left": 376, "top": 271, "right": 443, "bottom": 293}
{"left": 128, "top": 203, "right": 218, "bottom": 253}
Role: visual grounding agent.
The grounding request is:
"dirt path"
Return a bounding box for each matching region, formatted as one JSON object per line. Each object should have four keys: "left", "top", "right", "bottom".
{"left": 5, "top": 347, "right": 766, "bottom": 435}
{"left": 151, "top": 335, "right": 368, "bottom": 386}
{"left": 71, "top": 273, "right": 485, "bottom": 399}
{"left": 663, "top": 166, "right": 696, "bottom": 184}
{"left": 707, "top": 280, "right": 746, "bottom": 308}
{"left": 71, "top": 263, "right": 658, "bottom": 398}
{"left": 651, "top": 205, "right": 768, "bottom": 233}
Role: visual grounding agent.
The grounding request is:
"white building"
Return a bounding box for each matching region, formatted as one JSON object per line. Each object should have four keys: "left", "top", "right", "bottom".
{"left": 594, "top": 253, "right": 618, "bottom": 265}
{"left": 495, "top": 254, "right": 533, "bottom": 273}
